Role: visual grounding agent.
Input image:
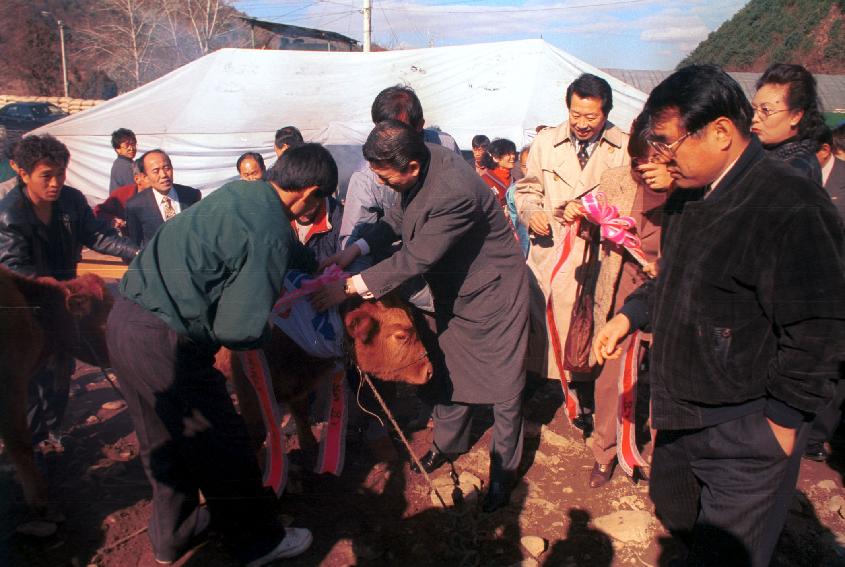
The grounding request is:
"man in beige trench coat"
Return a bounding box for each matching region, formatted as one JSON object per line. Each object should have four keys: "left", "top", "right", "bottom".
{"left": 515, "top": 74, "right": 630, "bottom": 419}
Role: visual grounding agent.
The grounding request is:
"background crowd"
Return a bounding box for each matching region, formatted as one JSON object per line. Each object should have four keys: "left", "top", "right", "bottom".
{"left": 0, "top": 61, "right": 844, "bottom": 567}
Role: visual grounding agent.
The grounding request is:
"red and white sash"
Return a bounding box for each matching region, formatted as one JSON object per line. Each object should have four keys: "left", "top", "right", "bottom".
{"left": 545, "top": 224, "right": 579, "bottom": 421}
{"left": 616, "top": 331, "right": 650, "bottom": 476}
{"left": 236, "top": 349, "right": 289, "bottom": 496}
{"left": 315, "top": 366, "right": 349, "bottom": 476}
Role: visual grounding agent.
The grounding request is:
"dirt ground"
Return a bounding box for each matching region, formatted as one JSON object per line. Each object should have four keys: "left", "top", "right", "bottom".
{"left": 2, "top": 356, "right": 845, "bottom": 567}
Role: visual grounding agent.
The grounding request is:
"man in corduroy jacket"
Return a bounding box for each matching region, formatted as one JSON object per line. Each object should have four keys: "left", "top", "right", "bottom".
{"left": 594, "top": 65, "right": 845, "bottom": 567}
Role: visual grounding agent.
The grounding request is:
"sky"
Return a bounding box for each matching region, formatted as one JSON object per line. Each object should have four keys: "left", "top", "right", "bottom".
{"left": 232, "top": 0, "right": 749, "bottom": 70}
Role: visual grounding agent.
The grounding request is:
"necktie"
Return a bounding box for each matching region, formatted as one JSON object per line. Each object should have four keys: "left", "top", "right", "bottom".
{"left": 162, "top": 196, "right": 176, "bottom": 220}
{"left": 577, "top": 141, "right": 590, "bottom": 170}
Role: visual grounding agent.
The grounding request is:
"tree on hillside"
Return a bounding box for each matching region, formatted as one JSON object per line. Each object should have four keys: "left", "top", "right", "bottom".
{"left": 76, "top": 0, "right": 163, "bottom": 89}
{"left": 159, "top": 0, "right": 240, "bottom": 64}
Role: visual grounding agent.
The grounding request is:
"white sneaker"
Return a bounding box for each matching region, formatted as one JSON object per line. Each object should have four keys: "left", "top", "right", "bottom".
{"left": 246, "top": 527, "right": 313, "bottom": 567}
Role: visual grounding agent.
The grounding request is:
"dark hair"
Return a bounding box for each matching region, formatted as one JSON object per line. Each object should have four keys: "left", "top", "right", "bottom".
{"left": 814, "top": 125, "right": 833, "bottom": 152}
{"left": 757, "top": 63, "right": 825, "bottom": 141}
{"left": 472, "top": 135, "right": 490, "bottom": 149}
{"left": 111, "top": 128, "right": 136, "bottom": 150}
{"left": 266, "top": 143, "right": 337, "bottom": 198}
{"left": 274, "top": 126, "right": 304, "bottom": 150}
{"left": 833, "top": 123, "right": 845, "bottom": 153}
{"left": 645, "top": 65, "right": 753, "bottom": 138}
{"left": 627, "top": 111, "right": 651, "bottom": 162}
{"left": 566, "top": 74, "right": 613, "bottom": 115}
{"left": 236, "top": 152, "right": 266, "bottom": 173}
{"left": 14, "top": 135, "right": 70, "bottom": 174}
{"left": 138, "top": 149, "right": 169, "bottom": 174}
{"left": 363, "top": 120, "right": 428, "bottom": 171}
{"left": 481, "top": 138, "right": 517, "bottom": 169}
{"left": 371, "top": 86, "right": 424, "bottom": 130}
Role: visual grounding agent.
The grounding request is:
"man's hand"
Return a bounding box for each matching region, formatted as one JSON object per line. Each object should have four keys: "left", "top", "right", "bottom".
{"left": 560, "top": 200, "right": 585, "bottom": 224}
{"left": 528, "top": 212, "right": 551, "bottom": 236}
{"left": 311, "top": 279, "right": 349, "bottom": 312}
{"left": 642, "top": 260, "right": 660, "bottom": 279}
{"left": 317, "top": 245, "right": 362, "bottom": 272}
{"left": 592, "top": 314, "right": 631, "bottom": 365}
{"left": 636, "top": 162, "right": 673, "bottom": 191}
{"left": 766, "top": 419, "right": 797, "bottom": 456}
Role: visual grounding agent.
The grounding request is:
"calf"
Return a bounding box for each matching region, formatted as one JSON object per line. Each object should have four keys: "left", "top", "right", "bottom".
{"left": 0, "top": 266, "right": 112, "bottom": 513}
{"left": 217, "top": 295, "right": 432, "bottom": 452}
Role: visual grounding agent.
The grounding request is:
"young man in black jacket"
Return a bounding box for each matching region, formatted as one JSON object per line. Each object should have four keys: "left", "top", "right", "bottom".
{"left": 0, "top": 134, "right": 138, "bottom": 446}
{"left": 594, "top": 66, "right": 845, "bottom": 567}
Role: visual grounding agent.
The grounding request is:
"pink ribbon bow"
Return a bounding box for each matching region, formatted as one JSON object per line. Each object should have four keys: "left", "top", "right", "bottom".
{"left": 273, "top": 264, "right": 349, "bottom": 311}
{"left": 581, "top": 192, "right": 647, "bottom": 266}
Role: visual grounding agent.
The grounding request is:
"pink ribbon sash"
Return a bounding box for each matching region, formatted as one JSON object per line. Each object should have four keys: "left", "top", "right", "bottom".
{"left": 545, "top": 225, "right": 579, "bottom": 422}
{"left": 315, "top": 366, "right": 349, "bottom": 475}
{"left": 236, "top": 349, "right": 288, "bottom": 496}
{"left": 581, "top": 192, "right": 648, "bottom": 266}
{"left": 616, "top": 331, "right": 650, "bottom": 477}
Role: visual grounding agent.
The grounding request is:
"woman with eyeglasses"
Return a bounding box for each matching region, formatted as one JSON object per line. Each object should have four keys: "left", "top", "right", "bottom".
{"left": 751, "top": 63, "right": 824, "bottom": 185}
{"left": 562, "top": 112, "right": 672, "bottom": 488}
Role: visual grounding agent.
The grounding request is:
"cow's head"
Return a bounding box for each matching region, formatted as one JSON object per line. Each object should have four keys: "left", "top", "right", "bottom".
{"left": 61, "top": 274, "right": 114, "bottom": 367}
{"left": 344, "top": 298, "right": 432, "bottom": 385}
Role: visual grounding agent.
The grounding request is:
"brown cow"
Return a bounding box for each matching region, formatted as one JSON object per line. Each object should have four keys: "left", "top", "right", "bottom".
{"left": 217, "top": 294, "right": 432, "bottom": 452}
{"left": 0, "top": 266, "right": 112, "bottom": 516}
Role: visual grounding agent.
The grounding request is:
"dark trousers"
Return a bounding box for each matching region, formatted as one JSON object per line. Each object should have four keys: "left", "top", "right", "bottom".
{"left": 808, "top": 378, "right": 845, "bottom": 445}
{"left": 106, "top": 296, "right": 284, "bottom": 563}
{"left": 432, "top": 391, "right": 524, "bottom": 483}
{"left": 26, "top": 354, "right": 74, "bottom": 444}
{"left": 650, "top": 410, "right": 808, "bottom": 567}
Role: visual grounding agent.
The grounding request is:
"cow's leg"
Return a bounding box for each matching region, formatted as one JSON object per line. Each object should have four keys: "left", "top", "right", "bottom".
{"left": 289, "top": 396, "right": 317, "bottom": 451}
{"left": 0, "top": 333, "right": 48, "bottom": 513}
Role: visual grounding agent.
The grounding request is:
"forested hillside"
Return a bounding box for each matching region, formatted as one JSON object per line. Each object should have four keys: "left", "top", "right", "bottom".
{"left": 680, "top": 0, "right": 845, "bottom": 72}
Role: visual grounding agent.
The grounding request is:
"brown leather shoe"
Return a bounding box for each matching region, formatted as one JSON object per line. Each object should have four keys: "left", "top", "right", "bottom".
{"left": 589, "top": 460, "right": 615, "bottom": 488}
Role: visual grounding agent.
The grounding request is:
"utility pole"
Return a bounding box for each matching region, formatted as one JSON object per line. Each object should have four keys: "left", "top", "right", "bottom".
{"left": 362, "top": 0, "right": 372, "bottom": 53}
{"left": 41, "top": 11, "right": 69, "bottom": 97}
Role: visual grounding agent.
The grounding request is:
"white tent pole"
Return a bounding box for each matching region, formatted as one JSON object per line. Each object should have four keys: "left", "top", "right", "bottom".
{"left": 362, "top": 0, "right": 372, "bottom": 53}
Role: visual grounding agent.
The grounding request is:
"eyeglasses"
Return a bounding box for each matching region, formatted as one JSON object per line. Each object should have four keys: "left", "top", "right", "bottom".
{"left": 751, "top": 104, "right": 789, "bottom": 121}
{"left": 647, "top": 127, "right": 700, "bottom": 159}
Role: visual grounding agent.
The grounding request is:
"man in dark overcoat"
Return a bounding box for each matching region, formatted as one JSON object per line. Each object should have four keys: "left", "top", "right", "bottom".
{"left": 314, "top": 120, "right": 529, "bottom": 512}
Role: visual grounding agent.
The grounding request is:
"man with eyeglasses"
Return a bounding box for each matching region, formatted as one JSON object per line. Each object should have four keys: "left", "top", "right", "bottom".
{"left": 593, "top": 65, "right": 845, "bottom": 567}
{"left": 514, "top": 74, "right": 629, "bottom": 426}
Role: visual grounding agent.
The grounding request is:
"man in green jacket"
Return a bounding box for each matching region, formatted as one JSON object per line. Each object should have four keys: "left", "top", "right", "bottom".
{"left": 106, "top": 144, "right": 336, "bottom": 566}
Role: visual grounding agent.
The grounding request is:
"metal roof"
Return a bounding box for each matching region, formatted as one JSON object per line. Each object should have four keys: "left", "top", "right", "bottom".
{"left": 603, "top": 69, "right": 845, "bottom": 113}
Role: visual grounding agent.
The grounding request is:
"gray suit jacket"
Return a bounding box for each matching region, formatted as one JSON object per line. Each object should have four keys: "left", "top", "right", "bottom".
{"left": 356, "top": 144, "right": 529, "bottom": 403}
{"left": 825, "top": 157, "right": 845, "bottom": 222}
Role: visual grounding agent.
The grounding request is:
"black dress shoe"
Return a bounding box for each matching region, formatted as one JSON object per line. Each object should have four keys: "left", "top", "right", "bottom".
{"left": 482, "top": 480, "right": 512, "bottom": 513}
{"left": 803, "top": 442, "right": 830, "bottom": 462}
{"left": 589, "top": 460, "right": 615, "bottom": 488}
{"left": 410, "top": 448, "right": 456, "bottom": 474}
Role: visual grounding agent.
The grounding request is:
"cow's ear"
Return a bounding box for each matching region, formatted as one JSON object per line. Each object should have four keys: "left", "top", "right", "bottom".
{"left": 66, "top": 293, "right": 92, "bottom": 317}
{"left": 345, "top": 310, "right": 377, "bottom": 344}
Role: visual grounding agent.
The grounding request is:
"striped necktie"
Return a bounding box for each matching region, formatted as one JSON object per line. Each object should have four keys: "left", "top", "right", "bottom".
{"left": 161, "top": 196, "right": 176, "bottom": 220}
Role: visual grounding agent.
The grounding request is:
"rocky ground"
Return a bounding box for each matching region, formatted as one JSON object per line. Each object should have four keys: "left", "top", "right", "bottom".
{"left": 2, "top": 363, "right": 845, "bottom": 567}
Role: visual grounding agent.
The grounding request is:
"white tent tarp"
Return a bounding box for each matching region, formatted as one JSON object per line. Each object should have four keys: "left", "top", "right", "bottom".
{"left": 34, "top": 39, "right": 646, "bottom": 204}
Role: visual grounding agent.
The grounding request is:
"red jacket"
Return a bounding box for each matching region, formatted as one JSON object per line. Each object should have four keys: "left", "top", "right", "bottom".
{"left": 94, "top": 183, "right": 138, "bottom": 223}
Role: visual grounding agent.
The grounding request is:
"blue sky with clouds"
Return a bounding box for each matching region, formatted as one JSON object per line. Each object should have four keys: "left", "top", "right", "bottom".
{"left": 233, "top": 0, "right": 749, "bottom": 70}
